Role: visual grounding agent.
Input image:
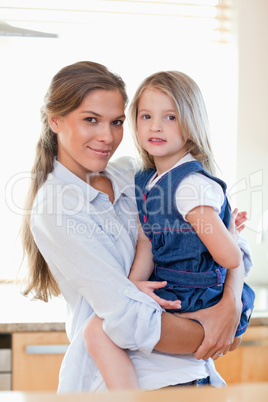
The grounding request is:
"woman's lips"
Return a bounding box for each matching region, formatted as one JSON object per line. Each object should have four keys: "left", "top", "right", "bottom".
{"left": 88, "top": 147, "right": 111, "bottom": 157}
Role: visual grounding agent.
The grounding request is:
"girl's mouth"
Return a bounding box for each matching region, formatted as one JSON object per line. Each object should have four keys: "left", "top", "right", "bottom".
{"left": 149, "top": 138, "right": 166, "bottom": 143}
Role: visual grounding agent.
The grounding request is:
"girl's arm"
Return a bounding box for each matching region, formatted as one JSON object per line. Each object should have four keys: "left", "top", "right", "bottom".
{"left": 128, "top": 221, "right": 154, "bottom": 282}
{"left": 176, "top": 209, "right": 246, "bottom": 359}
{"left": 186, "top": 205, "right": 242, "bottom": 269}
{"left": 129, "top": 220, "right": 181, "bottom": 310}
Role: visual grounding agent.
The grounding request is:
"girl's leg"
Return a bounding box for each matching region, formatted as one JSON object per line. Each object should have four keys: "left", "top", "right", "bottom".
{"left": 83, "top": 316, "right": 139, "bottom": 390}
{"left": 154, "top": 312, "right": 204, "bottom": 354}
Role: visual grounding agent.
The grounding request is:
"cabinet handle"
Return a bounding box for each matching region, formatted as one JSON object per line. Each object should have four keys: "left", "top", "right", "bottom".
{"left": 25, "top": 344, "right": 68, "bottom": 355}
{"left": 241, "top": 339, "right": 268, "bottom": 347}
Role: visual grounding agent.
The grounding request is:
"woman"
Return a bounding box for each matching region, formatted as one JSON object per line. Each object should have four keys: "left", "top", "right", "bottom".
{"left": 21, "top": 61, "right": 251, "bottom": 392}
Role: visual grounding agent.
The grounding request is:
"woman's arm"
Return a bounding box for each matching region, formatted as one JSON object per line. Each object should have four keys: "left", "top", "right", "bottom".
{"left": 154, "top": 259, "right": 244, "bottom": 357}
{"left": 175, "top": 261, "right": 244, "bottom": 359}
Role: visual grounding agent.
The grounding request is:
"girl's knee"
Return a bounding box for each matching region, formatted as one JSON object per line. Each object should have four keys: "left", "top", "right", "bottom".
{"left": 83, "top": 316, "right": 103, "bottom": 352}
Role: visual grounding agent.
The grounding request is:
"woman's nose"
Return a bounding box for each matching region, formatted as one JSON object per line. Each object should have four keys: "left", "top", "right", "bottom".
{"left": 97, "top": 124, "right": 113, "bottom": 143}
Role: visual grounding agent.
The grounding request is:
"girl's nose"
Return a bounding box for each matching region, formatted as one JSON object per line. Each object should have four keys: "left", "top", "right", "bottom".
{"left": 150, "top": 119, "right": 162, "bottom": 132}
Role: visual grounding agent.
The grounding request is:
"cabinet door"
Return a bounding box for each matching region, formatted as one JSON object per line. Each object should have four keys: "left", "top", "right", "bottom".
{"left": 12, "top": 331, "right": 69, "bottom": 391}
{"left": 215, "top": 326, "right": 268, "bottom": 384}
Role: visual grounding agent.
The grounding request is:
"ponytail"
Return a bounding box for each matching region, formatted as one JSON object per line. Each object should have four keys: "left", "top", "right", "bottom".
{"left": 20, "top": 118, "right": 60, "bottom": 301}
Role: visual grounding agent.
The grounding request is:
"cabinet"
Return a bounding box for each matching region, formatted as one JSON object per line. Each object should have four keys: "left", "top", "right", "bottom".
{"left": 11, "top": 326, "right": 268, "bottom": 390}
{"left": 0, "top": 334, "right": 12, "bottom": 390}
{"left": 12, "top": 331, "right": 69, "bottom": 391}
{"left": 215, "top": 326, "right": 268, "bottom": 384}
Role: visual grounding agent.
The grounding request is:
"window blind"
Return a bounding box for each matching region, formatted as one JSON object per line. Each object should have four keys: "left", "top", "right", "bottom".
{"left": 0, "top": 0, "right": 233, "bottom": 43}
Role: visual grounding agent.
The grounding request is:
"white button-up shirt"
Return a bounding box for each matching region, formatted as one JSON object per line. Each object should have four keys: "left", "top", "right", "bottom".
{"left": 31, "top": 157, "right": 227, "bottom": 392}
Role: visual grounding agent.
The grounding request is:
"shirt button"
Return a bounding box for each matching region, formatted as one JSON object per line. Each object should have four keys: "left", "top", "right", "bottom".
{"left": 116, "top": 211, "right": 122, "bottom": 216}
{"left": 123, "top": 289, "right": 129, "bottom": 295}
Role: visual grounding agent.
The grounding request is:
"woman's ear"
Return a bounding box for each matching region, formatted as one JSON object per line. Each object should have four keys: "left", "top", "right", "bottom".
{"left": 48, "top": 115, "right": 61, "bottom": 134}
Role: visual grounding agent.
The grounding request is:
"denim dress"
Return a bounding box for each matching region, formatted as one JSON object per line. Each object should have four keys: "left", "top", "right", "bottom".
{"left": 135, "top": 160, "right": 255, "bottom": 336}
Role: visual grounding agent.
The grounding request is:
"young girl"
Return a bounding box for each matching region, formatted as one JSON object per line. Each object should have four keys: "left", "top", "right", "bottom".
{"left": 83, "top": 71, "right": 254, "bottom": 389}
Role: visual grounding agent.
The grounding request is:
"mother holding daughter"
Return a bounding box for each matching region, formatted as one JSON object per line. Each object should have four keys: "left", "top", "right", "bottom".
{"left": 21, "top": 61, "right": 252, "bottom": 392}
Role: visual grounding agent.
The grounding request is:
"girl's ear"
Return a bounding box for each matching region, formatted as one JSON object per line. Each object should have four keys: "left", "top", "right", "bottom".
{"left": 48, "top": 115, "right": 61, "bottom": 134}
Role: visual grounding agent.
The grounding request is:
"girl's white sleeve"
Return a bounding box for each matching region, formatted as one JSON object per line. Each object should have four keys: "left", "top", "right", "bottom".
{"left": 175, "top": 173, "right": 253, "bottom": 274}
{"left": 175, "top": 172, "right": 224, "bottom": 220}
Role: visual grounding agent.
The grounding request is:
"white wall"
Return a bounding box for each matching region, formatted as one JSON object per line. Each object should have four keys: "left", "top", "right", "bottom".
{"left": 0, "top": 6, "right": 238, "bottom": 280}
{"left": 235, "top": 0, "right": 268, "bottom": 284}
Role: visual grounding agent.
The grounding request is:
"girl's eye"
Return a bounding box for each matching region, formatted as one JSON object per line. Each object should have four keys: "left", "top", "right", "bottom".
{"left": 112, "top": 120, "right": 124, "bottom": 127}
{"left": 166, "top": 115, "right": 176, "bottom": 121}
{"left": 85, "top": 117, "right": 97, "bottom": 123}
{"left": 142, "top": 114, "right": 151, "bottom": 120}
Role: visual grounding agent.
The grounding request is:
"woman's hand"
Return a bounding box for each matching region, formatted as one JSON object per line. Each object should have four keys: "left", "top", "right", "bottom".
{"left": 228, "top": 335, "right": 242, "bottom": 352}
{"left": 177, "top": 293, "right": 242, "bottom": 360}
{"left": 132, "top": 280, "right": 181, "bottom": 310}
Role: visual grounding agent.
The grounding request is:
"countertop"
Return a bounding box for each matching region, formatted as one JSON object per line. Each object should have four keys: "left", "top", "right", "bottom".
{"left": 0, "top": 283, "right": 268, "bottom": 333}
{"left": 1, "top": 383, "right": 268, "bottom": 402}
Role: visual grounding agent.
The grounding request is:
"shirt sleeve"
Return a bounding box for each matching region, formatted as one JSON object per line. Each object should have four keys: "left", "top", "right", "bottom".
{"left": 175, "top": 172, "right": 225, "bottom": 221}
{"left": 237, "top": 234, "right": 253, "bottom": 276}
{"left": 31, "top": 196, "right": 162, "bottom": 355}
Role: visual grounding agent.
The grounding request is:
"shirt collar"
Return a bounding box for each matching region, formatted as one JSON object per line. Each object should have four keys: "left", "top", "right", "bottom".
{"left": 171, "top": 153, "right": 196, "bottom": 169}
{"left": 104, "top": 159, "right": 135, "bottom": 201}
{"left": 52, "top": 158, "right": 134, "bottom": 204}
{"left": 148, "top": 154, "right": 196, "bottom": 188}
{"left": 52, "top": 159, "right": 99, "bottom": 202}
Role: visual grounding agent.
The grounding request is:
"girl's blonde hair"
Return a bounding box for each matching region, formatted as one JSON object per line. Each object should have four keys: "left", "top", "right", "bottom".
{"left": 20, "top": 61, "right": 128, "bottom": 302}
{"left": 129, "top": 71, "right": 216, "bottom": 175}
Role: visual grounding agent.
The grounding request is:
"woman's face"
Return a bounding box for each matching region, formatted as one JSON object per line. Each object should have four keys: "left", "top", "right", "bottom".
{"left": 49, "top": 89, "right": 125, "bottom": 181}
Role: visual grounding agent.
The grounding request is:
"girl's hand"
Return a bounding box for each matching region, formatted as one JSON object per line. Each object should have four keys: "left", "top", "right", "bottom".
{"left": 177, "top": 293, "right": 242, "bottom": 360}
{"left": 230, "top": 208, "right": 247, "bottom": 238}
{"left": 132, "top": 280, "right": 181, "bottom": 310}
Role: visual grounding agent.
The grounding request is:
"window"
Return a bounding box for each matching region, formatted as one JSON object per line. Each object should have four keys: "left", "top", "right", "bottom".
{"left": 1, "top": 0, "right": 237, "bottom": 280}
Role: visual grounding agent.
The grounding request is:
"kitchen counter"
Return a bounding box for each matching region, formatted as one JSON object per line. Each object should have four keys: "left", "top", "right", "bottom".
{"left": 1, "top": 383, "right": 268, "bottom": 402}
{"left": 0, "top": 283, "right": 268, "bottom": 333}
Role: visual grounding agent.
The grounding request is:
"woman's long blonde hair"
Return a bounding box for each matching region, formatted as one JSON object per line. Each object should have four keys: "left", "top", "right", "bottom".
{"left": 20, "top": 61, "right": 128, "bottom": 302}
{"left": 129, "top": 71, "right": 216, "bottom": 175}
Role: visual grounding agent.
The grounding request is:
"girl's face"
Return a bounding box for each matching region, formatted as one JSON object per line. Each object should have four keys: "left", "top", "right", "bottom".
{"left": 49, "top": 89, "right": 125, "bottom": 181}
{"left": 137, "top": 88, "right": 187, "bottom": 174}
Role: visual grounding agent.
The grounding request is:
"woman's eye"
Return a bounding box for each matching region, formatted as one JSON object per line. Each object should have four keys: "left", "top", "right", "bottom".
{"left": 85, "top": 117, "right": 97, "bottom": 123}
{"left": 112, "top": 120, "right": 124, "bottom": 127}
